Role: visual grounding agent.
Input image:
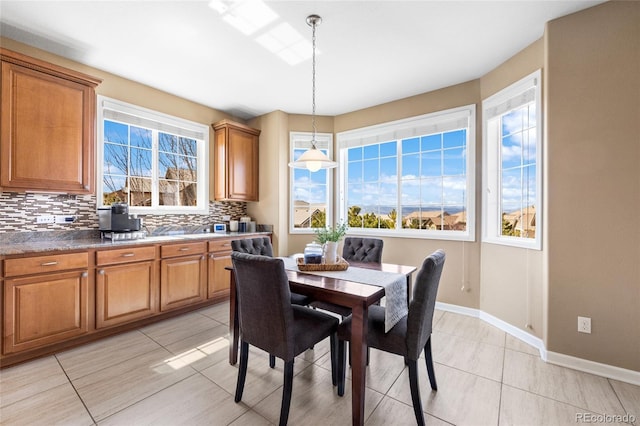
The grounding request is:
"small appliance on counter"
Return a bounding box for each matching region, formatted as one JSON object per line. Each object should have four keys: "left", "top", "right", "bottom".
{"left": 98, "top": 203, "right": 145, "bottom": 241}
{"left": 213, "top": 223, "right": 227, "bottom": 233}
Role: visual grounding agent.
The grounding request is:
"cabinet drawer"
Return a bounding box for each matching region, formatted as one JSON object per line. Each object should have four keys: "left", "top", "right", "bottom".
{"left": 96, "top": 245, "right": 156, "bottom": 266}
{"left": 209, "top": 238, "right": 233, "bottom": 254}
{"left": 4, "top": 252, "right": 88, "bottom": 277}
{"left": 161, "top": 242, "right": 207, "bottom": 258}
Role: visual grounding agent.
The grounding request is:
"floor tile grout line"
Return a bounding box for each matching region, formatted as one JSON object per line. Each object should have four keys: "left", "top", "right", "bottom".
{"left": 56, "top": 329, "right": 164, "bottom": 382}
{"left": 606, "top": 377, "right": 636, "bottom": 419}
{"left": 54, "top": 354, "right": 98, "bottom": 426}
{"left": 499, "top": 382, "right": 625, "bottom": 418}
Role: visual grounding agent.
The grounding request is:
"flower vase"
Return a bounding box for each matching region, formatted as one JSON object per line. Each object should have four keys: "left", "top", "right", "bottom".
{"left": 323, "top": 241, "right": 339, "bottom": 264}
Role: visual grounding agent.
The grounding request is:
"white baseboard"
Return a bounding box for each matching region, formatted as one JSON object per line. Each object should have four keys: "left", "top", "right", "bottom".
{"left": 434, "top": 302, "right": 640, "bottom": 386}
{"left": 546, "top": 351, "right": 640, "bottom": 386}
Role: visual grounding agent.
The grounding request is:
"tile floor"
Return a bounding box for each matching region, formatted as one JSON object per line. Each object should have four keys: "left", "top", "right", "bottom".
{"left": 1, "top": 303, "right": 638, "bottom": 425}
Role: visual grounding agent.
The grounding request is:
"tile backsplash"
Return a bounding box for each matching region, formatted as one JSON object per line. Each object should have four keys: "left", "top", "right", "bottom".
{"left": 0, "top": 192, "right": 247, "bottom": 233}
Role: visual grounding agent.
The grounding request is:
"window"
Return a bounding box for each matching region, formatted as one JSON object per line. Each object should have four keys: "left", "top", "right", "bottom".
{"left": 482, "top": 70, "right": 542, "bottom": 249}
{"left": 97, "top": 96, "right": 209, "bottom": 214}
{"left": 337, "top": 105, "right": 476, "bottom": 241}
{"left": 289, "top": 132, "right": 334, "bottom": 233}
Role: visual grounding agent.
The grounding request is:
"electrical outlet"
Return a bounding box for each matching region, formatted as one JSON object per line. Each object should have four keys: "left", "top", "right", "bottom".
{"left": 36, "top": 215, "right": 55, "bottom": 224}
{"left": 578, "top": 316, "right": 591, "bottom": 334}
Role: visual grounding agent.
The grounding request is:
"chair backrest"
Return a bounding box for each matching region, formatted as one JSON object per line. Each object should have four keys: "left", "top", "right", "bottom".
{"left": 405, "top": 249, "right": 446, "bottom": 360}
{"left": 231, "top": 252, "right": 295, "bottom": 360}
{"left": 231, "top": 237, "right": 273, "bottom": 256}
{"left": 342, "top": 237, "right": 384, "bottom": 263}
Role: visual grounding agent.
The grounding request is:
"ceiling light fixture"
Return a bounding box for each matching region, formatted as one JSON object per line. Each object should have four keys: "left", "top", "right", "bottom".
{"left": 288, "top": 14, "right": 337, "bottom": 172}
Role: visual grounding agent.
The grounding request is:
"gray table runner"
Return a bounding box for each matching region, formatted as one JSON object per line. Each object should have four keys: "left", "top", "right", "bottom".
{"left": 281, "top": 257, "right": 408, "bottom": 332}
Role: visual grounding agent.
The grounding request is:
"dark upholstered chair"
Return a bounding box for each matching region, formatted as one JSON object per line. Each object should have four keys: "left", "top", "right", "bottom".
{"left": 232, "top": 237, "right": 311, "bottom": 306}
{"left": 342, "top": 237, "right": 384, "bottom": 263}
{"left": 312, "top": 237, "right": 384, "bottom": 318}
{"left": 231, "top": 252, "right": 338, "bottom": 426}
{"left": 336, "top": 249, "right": 446, "bottom": 426}
{"left": 231, "top": 237, "right": 313, "bottom": 368}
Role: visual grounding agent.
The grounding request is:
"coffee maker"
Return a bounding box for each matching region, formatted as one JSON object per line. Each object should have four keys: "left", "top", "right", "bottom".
{"left": 98, "top": 203, "right": 144, "bottom": 240}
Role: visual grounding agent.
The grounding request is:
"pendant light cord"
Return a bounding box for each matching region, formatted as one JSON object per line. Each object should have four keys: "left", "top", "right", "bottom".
{"left": 311, "top": 17, "right": 317, "bottom": 148}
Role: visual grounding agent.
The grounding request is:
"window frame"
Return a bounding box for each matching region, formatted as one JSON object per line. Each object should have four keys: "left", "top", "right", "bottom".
{"left": 289, "top": 132, "right": 334, "bottom": 234}
{"left": 97, "top": 96, "right": 209, "bottom": 215}
{"left": 482, "top": 70, "right": 542, "bottom": 250}
{"left": 337, "top": 105, "right": 476, "bottom": 241}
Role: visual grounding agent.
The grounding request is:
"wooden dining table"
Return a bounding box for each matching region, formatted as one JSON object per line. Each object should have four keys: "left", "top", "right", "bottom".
{"left": 227, "top": 259, "right": 416, "bottom": 426}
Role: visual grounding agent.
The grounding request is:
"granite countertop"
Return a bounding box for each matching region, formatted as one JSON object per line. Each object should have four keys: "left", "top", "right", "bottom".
{"left": 0, "top": 230, "right": 271, "bottom": 256}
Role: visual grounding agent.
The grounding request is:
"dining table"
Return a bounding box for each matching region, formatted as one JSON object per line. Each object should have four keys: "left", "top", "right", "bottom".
{"left": 227, "top": 257, "right": 416, "bottom": 426}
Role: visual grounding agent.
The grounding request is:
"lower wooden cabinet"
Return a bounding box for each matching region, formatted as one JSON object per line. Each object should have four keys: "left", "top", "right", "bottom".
{"left": 3, "top": 270, "right": 89, "bottom": 354}
{"left": 208, "top": 238, "right": 233, "bottom": 301}
{"left": 96, "top": 261, "right": 158, "bottom": 329}
{"left": 160, "top": 242, "right": 207, "bottom": 312}
{"left": 0, "top": 233, "right": 270, "bottom": 365}
{"left": 95, "top": 245, "right": 158, "bottom": 329}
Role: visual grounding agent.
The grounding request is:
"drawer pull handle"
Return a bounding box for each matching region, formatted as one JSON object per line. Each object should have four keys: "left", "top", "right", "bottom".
{"left": 121, "top": 253, "right": 136, "bottom": 257}
{"left": 41, "top": 261, "right": 59, "bottom": 266}
{"left": 179, "top": 247, "right": 190, "bottom": 251}
{"left": 223, "top": 243, "right": 231, "bottom": 247}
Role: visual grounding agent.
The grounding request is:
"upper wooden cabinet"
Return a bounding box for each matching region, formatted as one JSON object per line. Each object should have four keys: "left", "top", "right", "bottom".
{"left": 0, "top": 48, "right": 101, "bottom": 194}
{"left": 211, "top": 119, "right": 260, "bottom": 202}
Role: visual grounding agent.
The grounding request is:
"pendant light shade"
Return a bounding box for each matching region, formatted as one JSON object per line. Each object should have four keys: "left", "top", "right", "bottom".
{"left": 289, "top": 145, "right": 335, "bottom": 172}
{"left": 288, "top": 14, "right": 338, "bottom": 172}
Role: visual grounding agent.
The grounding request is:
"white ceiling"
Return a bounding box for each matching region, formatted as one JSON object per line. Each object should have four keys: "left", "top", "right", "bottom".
{"left": 0, "top": 0, "right": 605, "bottom": 120}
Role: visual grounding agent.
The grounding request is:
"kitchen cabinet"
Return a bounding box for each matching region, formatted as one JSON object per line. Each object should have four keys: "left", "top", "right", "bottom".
{"left": 160, "top": 241, "right": 207, "bottom": 312}
{"left": 95, "top": 246, "right": 158, "bottom": 329}
{"left": 211, "top": 119, "right": 260, "bottom": 202}
{"left": 2, "top": 252, "right": 89, "bottom": 354}
{"left": 0, "top": 48, "right": 101, "bottom": 194}
{"left": 207, "top": 238, "right": 233, "bottom": 302}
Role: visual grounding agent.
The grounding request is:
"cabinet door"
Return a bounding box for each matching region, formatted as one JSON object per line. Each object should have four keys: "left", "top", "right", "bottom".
{"left": 96, "top": 261, "right": 158, "bottom": 329}
{"left": 0, "top": 59, "right": 96, "bottom": 193}
{"left": 160, "top": 254, "right": 207, "bottom": 312}
{"left": 227, "top": 127, "right": 259, "bottom": 201}
{"left": 3, "top": 270, "right": 89, "bottom": 354}
{"left": 208, "top": 253, "right": 232, "bottom": 301}
{"left": 212, "top": 120, "right": 260, "bottom": 202}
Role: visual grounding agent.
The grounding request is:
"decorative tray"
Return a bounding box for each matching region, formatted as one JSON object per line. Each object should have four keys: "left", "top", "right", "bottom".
{"left": 296, "top": 256, "right": 349, "bottom": 272}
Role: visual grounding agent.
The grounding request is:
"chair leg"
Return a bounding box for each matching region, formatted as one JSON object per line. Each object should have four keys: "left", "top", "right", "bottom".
{"left": 269, "top": 354, "right": 276, "bottom": 368}
{"left": 408, "top": 360, "right": 425, "bottom": 426}
{"left": 279, "top": 360, "right": 294, "bottom": 426}
{"left": 337, "top": 339, "right": 346, "bottom": 396}
{"left": 235, "top": 341, "right": 249, "bottom": 403}
{"left": 424, "top": 337, "right": 437, "bottom": 390}
{"left": 348, "top": 342, "right": 370, "bottom": 367}
{"left": 330, "top": 332, "right": 337, "bottom": 386}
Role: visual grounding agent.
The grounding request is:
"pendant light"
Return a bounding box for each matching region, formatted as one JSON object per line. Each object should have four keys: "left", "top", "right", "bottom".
{"left": 288, "top": 14, "right": 338, "bottom": 172}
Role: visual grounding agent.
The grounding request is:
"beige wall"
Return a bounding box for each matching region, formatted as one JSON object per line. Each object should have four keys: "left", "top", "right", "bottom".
{"left": 545, "top": 1, "right": 640, "bottom": 371}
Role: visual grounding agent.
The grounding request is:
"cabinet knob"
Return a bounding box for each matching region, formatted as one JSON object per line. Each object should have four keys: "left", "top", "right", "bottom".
{"left": 82, "top": 272, "right": 88, "bottom": 278}
{"left": 209, "top": 254, "right": 214, "bottom": 259}
{"left": 99, "top": 270, "right": 105, "bottom": 275}
{"left": 201, "top": 255, "right": 206, "bottom": 261}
